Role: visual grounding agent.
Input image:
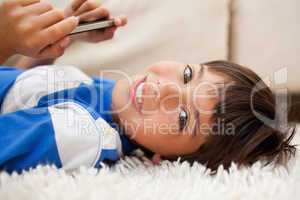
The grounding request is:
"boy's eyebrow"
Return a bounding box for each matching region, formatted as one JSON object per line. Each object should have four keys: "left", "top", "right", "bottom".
{"left": 198, "top": 64, "right": 204, "bottom": 80}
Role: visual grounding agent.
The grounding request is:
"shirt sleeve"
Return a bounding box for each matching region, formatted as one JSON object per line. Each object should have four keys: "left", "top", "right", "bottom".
{"left": 0, "top": 101, "right": 123, "bottom": 173}
{"left": 0, "top": 106, "right": 61, "bottom": 173}
{"left": 0, "top": 67, "right": 22, "bottom": 108}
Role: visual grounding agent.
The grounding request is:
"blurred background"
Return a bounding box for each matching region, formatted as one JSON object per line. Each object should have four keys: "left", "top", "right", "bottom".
{"left": 4, "top": 0, "right": 300, "bottom": 122}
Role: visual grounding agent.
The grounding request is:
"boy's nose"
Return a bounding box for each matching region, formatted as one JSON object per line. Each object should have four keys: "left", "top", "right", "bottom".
{"left": 156, "top": 81, "right": 182, "bottom": 110}
{"left": 143, "top": 73, "right": 185, "bottom": 113}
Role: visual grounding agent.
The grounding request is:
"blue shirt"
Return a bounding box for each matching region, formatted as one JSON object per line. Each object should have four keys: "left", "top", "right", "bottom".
{"left": 0, "top": 66, "right": 136, "bottom": 173}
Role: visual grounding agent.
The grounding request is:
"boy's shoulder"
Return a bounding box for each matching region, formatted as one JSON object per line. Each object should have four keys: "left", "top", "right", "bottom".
{"left": 48, "top": 100, "right": 123, "bottom": 169}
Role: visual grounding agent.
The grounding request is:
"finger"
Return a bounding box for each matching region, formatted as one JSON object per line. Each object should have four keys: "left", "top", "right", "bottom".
{"left": 37, "top": 37, "right": 70, "bottom": 59}
{"left": 114, "top": 15, "right": 127, "bottom": 27}
{"left": 23, "top": 1, "right": 53, "bottom": 15}
{"left": 70, "top": 0, "right": 87, "bottom": 11}
{"left": 37, "top": 9, "right": 65, "bottom": 29}
{"left": 94, "top": 26, "right": 117, "bottom": 41}
{"left": 104, "top": 26, "right": 117, "bottom": 36}
{"left": 42, "top": 16, "right": 79, "bottom": 45}
{"left": 73, "top": 0, "right": 100, "bottom": 16}
{"left": 3, "top": 0, "right": 40, "bottom": 7}
{"left": 19, "top": 0, "right": 41, "bottom": 6}
{"left": 79, "top": 7, "right": 109, "bottom": 22}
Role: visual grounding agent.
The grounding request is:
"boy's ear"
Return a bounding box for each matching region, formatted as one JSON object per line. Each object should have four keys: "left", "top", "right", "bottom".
{"left": 151, "top": 153, "right": 161, "bottom": 165}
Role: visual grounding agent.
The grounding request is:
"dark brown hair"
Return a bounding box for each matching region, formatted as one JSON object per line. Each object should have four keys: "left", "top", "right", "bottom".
{"left": 171, "top": 60, "right": 297, "bottom": 173}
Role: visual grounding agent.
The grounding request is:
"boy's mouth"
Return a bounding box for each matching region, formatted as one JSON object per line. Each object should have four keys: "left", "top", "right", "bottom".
{"left": 130, "top": 76, "right": 147, "bottom": 113}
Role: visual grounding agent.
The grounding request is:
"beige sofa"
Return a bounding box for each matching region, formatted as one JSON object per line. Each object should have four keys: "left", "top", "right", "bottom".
{"left": 4, "top": 0, "right": 300, "bottom": 93}
{"left": 231, "top": 0, "right": 300, "bottom": 93}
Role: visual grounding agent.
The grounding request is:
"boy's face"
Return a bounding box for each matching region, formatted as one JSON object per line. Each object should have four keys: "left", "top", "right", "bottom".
{"left": 112, "top": 61, "right": 226, "bottom": 157}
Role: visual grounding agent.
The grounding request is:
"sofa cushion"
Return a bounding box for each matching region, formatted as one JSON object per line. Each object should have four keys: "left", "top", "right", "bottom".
{"left": 231, "top": 0, "right": 300, "bottom": 92}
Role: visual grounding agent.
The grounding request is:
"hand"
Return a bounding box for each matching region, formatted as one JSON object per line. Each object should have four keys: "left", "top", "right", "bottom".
{"left": 0, "top": 0, "right": 79, "bottom": 62}
{"left": 64, "top": 0, "right": 127, "bottom": 43}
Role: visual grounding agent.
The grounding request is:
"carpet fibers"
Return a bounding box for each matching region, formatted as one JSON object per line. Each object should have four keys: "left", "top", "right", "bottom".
{"left": 0, "top": 133, "right": 299, "bottom": 200}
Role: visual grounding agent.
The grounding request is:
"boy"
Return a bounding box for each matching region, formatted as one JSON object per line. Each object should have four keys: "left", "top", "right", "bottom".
{"left": 0, "top": 0, "right": 296, "bottom": 173}
{"left": 0, "top": 60, "right": 296, "bottom": 173}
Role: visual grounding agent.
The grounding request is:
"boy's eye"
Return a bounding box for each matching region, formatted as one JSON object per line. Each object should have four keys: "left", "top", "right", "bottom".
{"left": 183, "top": 65, "right": 193, "bottom": 84}
{"left": 179, "top": 108, "right": 188, "bottom": 131}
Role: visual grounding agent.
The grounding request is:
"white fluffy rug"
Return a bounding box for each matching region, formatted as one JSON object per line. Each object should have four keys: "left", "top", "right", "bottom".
{"left": 0, "top": 133, "right": 299, "bottom": 200}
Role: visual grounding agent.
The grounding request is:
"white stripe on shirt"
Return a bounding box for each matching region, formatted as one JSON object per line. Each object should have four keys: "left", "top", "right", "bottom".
{"left": 1, "top": 66, "right": 92, "bottom": 114}
{"left": 49, "top": 102, "right": 102, "bottom": 170}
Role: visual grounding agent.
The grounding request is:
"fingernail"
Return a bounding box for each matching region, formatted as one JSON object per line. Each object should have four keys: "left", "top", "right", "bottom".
{"left": 60, "top": 37, "right": 70, "bottom": 48}
{"left": 115, "top": 18, "right": 121, "bottom": 26}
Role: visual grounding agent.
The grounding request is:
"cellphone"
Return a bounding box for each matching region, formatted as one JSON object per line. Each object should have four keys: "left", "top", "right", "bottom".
{"left": 69, "top": 19, "right": 115, "bottom": 35}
